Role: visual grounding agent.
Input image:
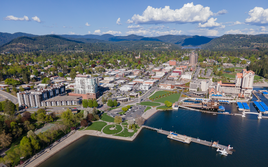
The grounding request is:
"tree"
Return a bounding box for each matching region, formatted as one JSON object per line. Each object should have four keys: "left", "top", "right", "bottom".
{"left": 6, "top": 87, "right": 10, "bottom": 93}
{"left": 164, "top": 100, "right": 172, "bottom": 108}
{"left": 19, "top": 86, "right": 24, "bottom": 92}
{"left": 0, "top": 130, "right": 12, "bottom": 148}
{"left": 87, "top": 113, "right": 94, "bottom": 122}
{"left": 82, "top": 100, "right": 88, "bottom": 108}
{"left": 27, "top": 130, "right": 37, "bottom": 139}
{"left": 122, "top": 107, "right": 128, "bottom": 112}
{"left": 80, "top": 119, "right": 88, "bottom": 127}
{"left": 70, "top": 69, "right": 76, "bottom": 80}
{"left": 3, "top": 99, "right": 16, "bottom": 115}
{"left": 102, "top": 96, "right": 107, "bottom": 104}
{"left": 88, "top": 99, "right": 93, "bottom": 108}
{"left": 20, "top": 136, "right": 32, "bottom": 157}
{"left": 30, "top": 136, "right": 40, "bottom": 153}
{"left": 113, "top": 100, "right": 118, "bottom": 107}
{"left": 107, "top": 99, "right": 114, "bottom": 107}
{"left": 135, "top": 116, "right": 145, "bottom": 126}
{"left": 93, "top": 100, "right": 98, "bottom": 108}
{"left": 61, "top": 109, "right": 75, "bottom": 127}
{"left": 58, "top": 72, "right": 64, "bottom": 77}
{"left": 41, "top": 77, "right": 50, "bottom": 84}
{"left": 114, "top": 116, "right": 122, "bottom": 124}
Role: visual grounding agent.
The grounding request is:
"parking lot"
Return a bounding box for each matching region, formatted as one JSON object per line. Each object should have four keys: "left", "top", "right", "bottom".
{"left": 108, "top": 105, "right": 146, "bottom": 121}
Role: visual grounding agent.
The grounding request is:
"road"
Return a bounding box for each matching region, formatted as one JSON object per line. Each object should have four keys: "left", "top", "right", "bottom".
{"left": 0, "top": 90, "right": 18, "bottom": 104}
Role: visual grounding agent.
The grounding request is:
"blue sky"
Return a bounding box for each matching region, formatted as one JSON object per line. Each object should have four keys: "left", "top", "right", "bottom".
{"left": 1, "top": 0, "right": 268, "bottom": 36}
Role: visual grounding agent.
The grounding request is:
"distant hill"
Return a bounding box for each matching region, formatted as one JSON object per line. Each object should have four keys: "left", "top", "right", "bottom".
{"left": 180, "top": 35, "right": 213, "bottom": 46}
{"left": 202, "top": 34, "right": 268, "bottom": 50}
{"left": 0, "top": 35, "right": 180, "bottom": 53}
{"left": 0, "top": 32, "right": 36, "bottom": 46}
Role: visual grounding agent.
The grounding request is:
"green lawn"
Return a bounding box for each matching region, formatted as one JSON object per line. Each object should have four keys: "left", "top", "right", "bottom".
{"left": 144, "top": 106, "right": 151, "bottom": 112}
{"left": 85, "top": 122, "right": 107, "bottom": 131}
{"left": 101, "top": 113, "right": 114, "bottom": 122}
{"left": 118, "top": 111, "right": 126, "bottom": 115}
{"left": 149, "top": 91, "right": 171, "bottom": 99}
{"left": 139, "top": 101, "right": 161, "bottom": 106}
{"left": 223, "top": 73, "right": 236, "bottom": 78}
{"left": 103, "top": 125, "right": 122, "bottom": 134}
{"left": 254, "top": 75, "right": 263, "bottom": 81}
{"left": 108, "top": 106, "right": 121, "bottom": 111}
{"left": 115, "top": 128, "right": 137, "bottom": 137}
{"left": 155, "top": 93, "right": 181, "bottom": 103}
{"left": 122, "top": 122, "right": 128, "bottom": 126}
{"left": 156, "top": 105, "right": 173, "bottom": 110}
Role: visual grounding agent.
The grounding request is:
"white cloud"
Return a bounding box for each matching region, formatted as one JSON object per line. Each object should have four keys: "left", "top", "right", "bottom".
{"left": 214, "top": 9, "right": 228, "bottom": 16}
{"left": 224, "top": 28, "right": 265, "bottom": 35}
{"left": 126, "top": 29, "right": 182, "bottom": 36}
{"left": 88, "top": 31, "right": 91, "bottom": 34}
{"left": 69, "top": 31, "right": 75, "bottom": 35}
{"left": 245, "top": 7, "right": 268, "bottom": 24}
{"left": 5, "top": 15, "right": 29, "bottom": 21}
{"left": 116, "top": 18, "right": 121, "bottom": 25}
{"left": 85, "top": 22, "right": 90, "bottom": 26}
{"left": 148, "top": 25, "right": 167, "bottom": 30}
{"left": 63, "top": 26, "right": 66, "bottom": 28}
{"left": 126, "top": 29, "right": 151, "bottom": 36}
{"left": 51, "top": 31, "right": 55, "bottom": 34}
{"left": 198, "top": 18, "right": 225, "bottom": 28}
{"left": 127, "top": 3, "right": 214, "bottom": 24}
{"left": 127, "top": 25, "right": 142, "bottom": 29}
{"left": 103, "top": 30, "right": 122, "bottom": 35}
{"left": 225, "top": 29, "right": 243, "bottom": 34}
{"left": 153, "top": 30, "right": 182, "bottom": 36}
{"left": 260, "top": 26, "right": 267, "bottom": 32}
{"left": 32, "top": 16, "right": 41, "bottom": 22}
{"left": 233, "top": 21, "right": 243, "bottom": 25}
{"left": 188, "top": 29, "right": 219, "bottom": 36}
{"left": 93, "top": 29, "right": 101, "bottom": 34}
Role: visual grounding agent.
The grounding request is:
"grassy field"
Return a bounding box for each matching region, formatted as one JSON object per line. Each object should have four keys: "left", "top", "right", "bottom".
{"left": 103, "top": 125, "right": 122, "bottom": 134}
{"left": 144, "top": 106, "right": 151, "bottom": 112}
{"left": 101, "top": 113, "right": 114, "bottom": 122}
{"left": 149, "top": 90, "right": 171, "bottom": 99}
{"left": 155, "top": 93, "right": 181, "bottom": 103}
{"left": 139, "top": 101, "right": 161, "bottom": 106}
{"left": 157, "top": 105, "right": 173, "bottom": 110}
{"left": 115, "top": 128, "right": 137, "bottom": 137}
{"left": 85, "top": 122, "right": 107, "bottom": 131}
{"left": 254, "top": 75, "right": 263, "bottom": 81}
{"left": 223, "top": 73, "right": 236, "bottom": 78}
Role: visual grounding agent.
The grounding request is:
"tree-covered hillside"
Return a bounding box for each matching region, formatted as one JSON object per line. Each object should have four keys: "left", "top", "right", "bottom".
{"left": 202, "top": 34, "right": 268, "bottom": 50}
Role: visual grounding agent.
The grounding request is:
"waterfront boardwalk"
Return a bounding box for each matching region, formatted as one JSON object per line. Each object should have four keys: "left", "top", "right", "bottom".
{"left": 142, "top": 125, "right": 233, "bottom": 155}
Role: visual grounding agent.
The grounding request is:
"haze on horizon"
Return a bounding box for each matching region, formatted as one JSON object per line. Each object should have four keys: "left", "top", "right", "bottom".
{"left": 1, "top": 0, "right": 268, "bottom": 37}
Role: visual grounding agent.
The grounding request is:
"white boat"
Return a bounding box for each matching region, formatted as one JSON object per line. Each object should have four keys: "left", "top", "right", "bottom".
{"left": 216, "top": 148, "right": 228, "bottom": 156}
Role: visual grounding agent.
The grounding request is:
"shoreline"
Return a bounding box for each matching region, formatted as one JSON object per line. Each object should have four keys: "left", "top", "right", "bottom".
{"left": 26, "top": 127, "right": 145, "bottom": 167}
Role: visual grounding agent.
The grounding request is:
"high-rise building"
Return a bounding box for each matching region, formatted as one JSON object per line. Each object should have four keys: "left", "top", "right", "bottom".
{"left": 189, "top": 51, "right": 198, "bottom": 65}
{"left": 215, "top": 69, "right": 255, "bottom": 97}
{"left": 69, "top": 75, "right": 99, "bottom": 99}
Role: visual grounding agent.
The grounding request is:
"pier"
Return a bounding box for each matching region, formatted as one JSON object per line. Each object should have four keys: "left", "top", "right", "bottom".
{"left": 252, "top": 91, "right": 261, "bottom": 101}
{"left": 142, "top": 125, "right": 233, "bottom": 155}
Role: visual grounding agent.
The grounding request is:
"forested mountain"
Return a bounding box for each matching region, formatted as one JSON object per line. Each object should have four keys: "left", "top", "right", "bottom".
{"left": 0, "top": 35, "right": 180, "bottom": 53}
{"left": 0, "top": 32, "right": 36, "bottom": 46}
{"left": 202, "top": 34, "right": 268, "bottom": 50}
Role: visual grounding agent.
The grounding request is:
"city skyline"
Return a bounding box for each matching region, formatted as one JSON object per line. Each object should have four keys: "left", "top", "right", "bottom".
{"left": 1, "top": 0, "right": 268, "bottom": 36}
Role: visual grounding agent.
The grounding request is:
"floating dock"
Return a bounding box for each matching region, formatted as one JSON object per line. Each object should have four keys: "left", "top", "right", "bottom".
{"left": 253, "top": 101, "right": 265, "bottom": 112}
{"left": 142, "top": 125, "right": 233, "bottom": 155}
{"left": 237, "top": 102, "right": 244, "bottom": 111}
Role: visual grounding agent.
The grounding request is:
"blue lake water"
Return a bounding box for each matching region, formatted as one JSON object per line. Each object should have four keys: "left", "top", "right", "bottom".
{"left": 39, "top": 87, "right": 268, "bottom": 167}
